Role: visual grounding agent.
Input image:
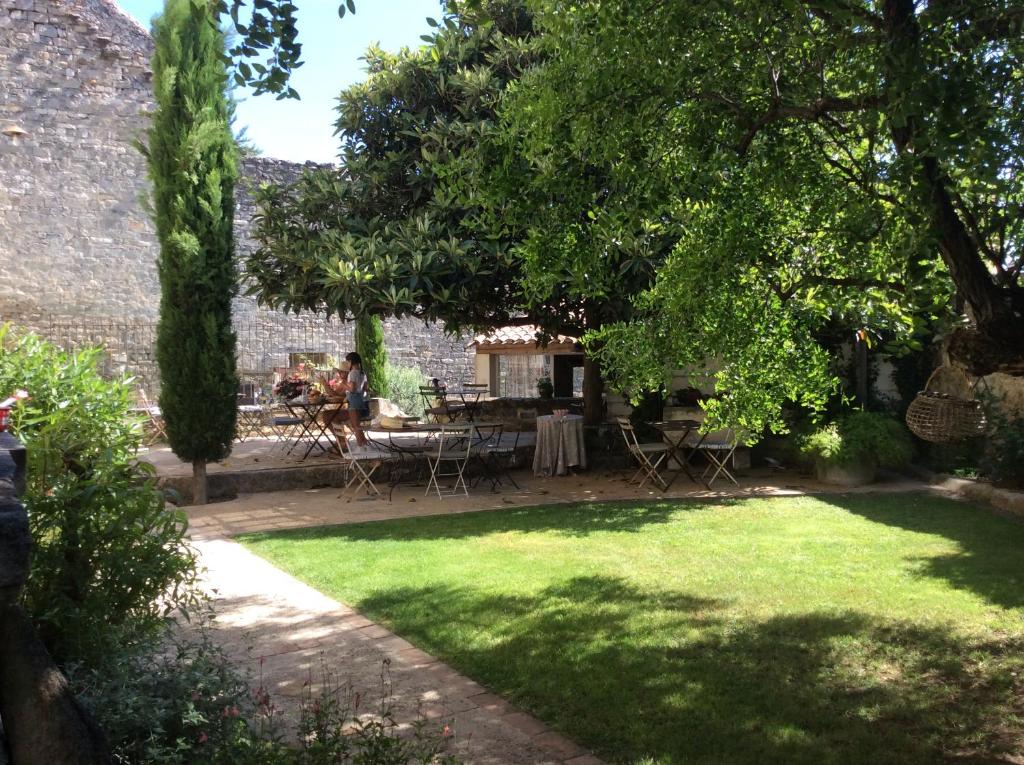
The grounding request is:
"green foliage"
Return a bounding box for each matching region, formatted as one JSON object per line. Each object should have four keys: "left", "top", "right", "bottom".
{"left": 800, "top": 411, "right": 914, "bottom": 468}
{"left": 74, "top": 618, "right": 459, "bottom": 765}
{"left": 502, "top": 0, "right": 1024, "bottom": 426}
{"left": 244, "top": 4, "right": 542, "bottom": 334}
{"left": 0, "top": 327, "right": 198, "bottom": 666}
{"left": 146, "top": 0, "right": 239, "bottom": 466}
{"left": 213, "top": 1, "right": 353, "bottom": 99}
{"left": 383, "top": 362, "right": 426, "bottom": 418}
{"left": 355, "top": 315, "right": 388, "bottom": 396}
{"left": 979, "top": 393, "right": 1024, "bottom": 489}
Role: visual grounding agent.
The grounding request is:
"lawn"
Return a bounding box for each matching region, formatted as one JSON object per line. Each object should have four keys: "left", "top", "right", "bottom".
{"left": 239, "top": 494, "right": 1024, "bottom": 765}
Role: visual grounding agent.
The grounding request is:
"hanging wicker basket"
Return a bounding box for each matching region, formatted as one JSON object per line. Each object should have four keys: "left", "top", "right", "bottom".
{"left": 905, "top": 367, "right": 986, "bottom": 443}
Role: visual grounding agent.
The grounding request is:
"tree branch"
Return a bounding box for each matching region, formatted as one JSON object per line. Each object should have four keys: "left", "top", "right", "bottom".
{"left": 738, "top": 94, "right": 884, "bottom": 154}
{"left": 799, "top": 0, "right": 885, "bottom": 31}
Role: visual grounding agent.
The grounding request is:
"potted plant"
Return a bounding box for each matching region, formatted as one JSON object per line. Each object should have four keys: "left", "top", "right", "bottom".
{"left": 800, "top": 410, "right": 913, "bottom": 486}
{"left": 536, "top": 376, "right": 554, "bottom": 399}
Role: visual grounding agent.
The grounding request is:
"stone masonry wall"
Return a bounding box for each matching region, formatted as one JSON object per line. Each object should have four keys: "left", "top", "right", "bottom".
{"left": 0, "top": 0, "right": 474, "bottom": 392}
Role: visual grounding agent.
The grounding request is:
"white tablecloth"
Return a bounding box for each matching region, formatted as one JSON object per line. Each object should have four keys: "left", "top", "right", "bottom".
{"left": 533, "top": 414, "right": 587, "bottom": 476}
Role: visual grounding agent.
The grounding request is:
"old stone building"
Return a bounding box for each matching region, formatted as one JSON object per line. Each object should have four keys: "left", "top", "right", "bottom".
{"left": 0, "top": 0, "right": 473, "bottom": 391}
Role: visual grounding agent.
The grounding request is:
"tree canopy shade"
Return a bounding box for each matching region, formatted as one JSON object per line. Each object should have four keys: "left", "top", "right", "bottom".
{"left": 145, "top": 0, "right": 239, "bottom": 504}
{"left": 496, "top": 0, "right": 1024, "bottom": 431}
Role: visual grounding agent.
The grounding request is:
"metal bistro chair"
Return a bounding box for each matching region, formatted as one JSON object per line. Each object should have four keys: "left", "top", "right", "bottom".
{"left": 425, "top": 424, "right": 474, "bottom": 498}
{"left": 262, "top": 400, "right": 303, "bottom": 454}
{"left": 330, "top": 423, "right": 393, "bottom": 501}
{"left": 457, "top": 382, "right": 489, "bottom": 421}
{"left": 419, "top": 385, "right": 466, "bottom": 423}
{"left": 383, "top": 431, "right": 431, "bottom": 500}
{"left": 473, "top": 424, "right": 521, "bottom": 491}
{"left": 135, "top": 389, "right": 167, "bottom": 445}
{"left": 616, "top": 417, "right": 675, "bottom": 491}
{"left": 685, "top": 427, "right": 741, "bottom": 487}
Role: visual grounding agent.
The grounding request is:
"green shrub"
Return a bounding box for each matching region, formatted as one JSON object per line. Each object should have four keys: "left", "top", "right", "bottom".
{"left": 73, "top": 620, "right": 459, "bottom": 765}
{"left": 800, "top": 410, "right": 913, "bottom": 468}
{"left": 979, "top": 393, "right": 1024, "bottom": 489}
{"left": 0, "top": 326, "right": 198, "bottom": 666}
{"left": 384, "top": 363, "right": 426, "bottom": 418}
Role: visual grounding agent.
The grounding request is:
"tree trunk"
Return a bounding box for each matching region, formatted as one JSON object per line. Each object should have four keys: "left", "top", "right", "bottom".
{"left": 883, "top": 0, "right": 1024, "bottom": 376}
{"left": 582, "top": 355, "right": 604, "bottom": 427}
{"left": 192, "top": 460, "right": 207, "bottom": 506}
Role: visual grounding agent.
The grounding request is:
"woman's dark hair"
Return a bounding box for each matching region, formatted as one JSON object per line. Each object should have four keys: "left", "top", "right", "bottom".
{"left": 345, "top": 352, "right": 362, "bottom": 366}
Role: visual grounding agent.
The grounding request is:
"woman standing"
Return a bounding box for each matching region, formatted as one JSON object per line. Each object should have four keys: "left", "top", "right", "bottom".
{"left": 344, "top": 351, "right": 370, "bottom": 450}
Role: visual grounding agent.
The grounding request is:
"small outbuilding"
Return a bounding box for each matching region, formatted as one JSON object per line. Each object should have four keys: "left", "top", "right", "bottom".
{"left": 468, "top": 325, "right": 585, "bottom": 398}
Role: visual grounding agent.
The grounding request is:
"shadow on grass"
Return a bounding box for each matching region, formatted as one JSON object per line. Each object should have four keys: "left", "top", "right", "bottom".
{"left": 244, "top": 500, "right": 713, "bottom": 544}
{"left": 822, "top": 493, "right": 1024, "bottom": 610}
{"left": 356, "top": 574, "right": 1024, "bottom": 765}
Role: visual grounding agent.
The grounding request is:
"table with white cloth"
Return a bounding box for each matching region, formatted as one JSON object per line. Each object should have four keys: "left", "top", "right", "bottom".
{"left": 532, "top": 414, "right": 587, "bottom": 477}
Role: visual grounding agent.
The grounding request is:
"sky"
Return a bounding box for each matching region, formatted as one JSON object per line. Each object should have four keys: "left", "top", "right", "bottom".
{"left": 116, "top": 0, "right": 442, "bottom": 163}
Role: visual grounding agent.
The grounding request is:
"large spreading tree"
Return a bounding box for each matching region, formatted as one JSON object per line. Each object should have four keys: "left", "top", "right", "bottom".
{"left": 146, "top": 0, "right": 239, "bottom": 504}
{"left": 499, "top": 0, "right": 1023, "bottom": 432}
{"left": 244, "top": 1, "right": 665, "bottom": 423}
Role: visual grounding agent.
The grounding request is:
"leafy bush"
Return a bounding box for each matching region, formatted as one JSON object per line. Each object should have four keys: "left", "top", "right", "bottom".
{"left": 0, "top": 326, "right": 198, "bottom": 665}
{"left": 73, "top": 620, "right": 459, "bottom": 765}
{"left": 384, "top": 363, "right": 426, "bottom": 418}
{"left": 800, "top": 410, "right": 913, "bottom": 468}
{"left": 979, "top": 393, "right": 1024, "bottom": 489}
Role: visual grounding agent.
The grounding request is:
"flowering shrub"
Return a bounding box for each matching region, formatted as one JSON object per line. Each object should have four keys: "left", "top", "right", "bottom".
{"left": 0, "top": 326, "right": 198, "bottom": 666}
{"left": 274, "top": 374, "right": 308, "bottom": 401}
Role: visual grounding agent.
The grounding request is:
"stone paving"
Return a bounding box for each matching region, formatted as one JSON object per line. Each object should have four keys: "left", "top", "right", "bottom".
{"left": 186, "top": 467, "right": 929, "bottom": 764}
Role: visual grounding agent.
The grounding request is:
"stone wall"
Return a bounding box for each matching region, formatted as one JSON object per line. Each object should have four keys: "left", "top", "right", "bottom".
{"left": 0, "top": 0, "right": 475, "bottom": 392}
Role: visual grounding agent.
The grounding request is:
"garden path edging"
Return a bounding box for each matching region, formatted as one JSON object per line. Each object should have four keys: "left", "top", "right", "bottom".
{"left": 193, "top": 535, "right": 603, "bottom": 765}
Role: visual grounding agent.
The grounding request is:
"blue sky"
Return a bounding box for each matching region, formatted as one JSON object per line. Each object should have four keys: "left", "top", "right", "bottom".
{"left": 117, "top": 0, "right": 441, "bottom": 163}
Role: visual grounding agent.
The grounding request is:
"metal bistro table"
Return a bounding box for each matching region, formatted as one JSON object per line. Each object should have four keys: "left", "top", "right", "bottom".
{"left": 533, "top": 414, "right": 587, "bottom": 477}
{"left": 651, "top": 420, "right": 704, "bottom": 484}
{"left": 283, "top": 399, "right": 344, "bottom": 459}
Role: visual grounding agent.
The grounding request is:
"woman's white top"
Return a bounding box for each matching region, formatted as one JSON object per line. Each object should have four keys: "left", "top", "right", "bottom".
{"left": 347, "top": 368, "right": 368, "bottom": 393}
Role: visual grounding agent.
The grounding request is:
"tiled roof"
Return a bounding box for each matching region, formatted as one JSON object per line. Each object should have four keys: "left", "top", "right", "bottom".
{"left": 467, "top": 325, "right": 579, "bottom": 351}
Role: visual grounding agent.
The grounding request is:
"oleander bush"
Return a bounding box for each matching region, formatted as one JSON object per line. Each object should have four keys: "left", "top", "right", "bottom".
{"left": 0, "top": 326, "right": 199, "bottom": 666}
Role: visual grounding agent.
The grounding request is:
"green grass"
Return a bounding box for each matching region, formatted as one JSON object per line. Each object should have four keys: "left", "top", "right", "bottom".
{"left": 239, "top": 494, "right": 1024, "bottom": 764}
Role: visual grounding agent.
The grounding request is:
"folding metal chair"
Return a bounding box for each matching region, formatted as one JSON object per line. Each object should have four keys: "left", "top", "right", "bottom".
{"left": 457, "top": 382, "right": 488, "bottom": 421}
{"left": 331, "top": 424, "right": 392, "bottom": 501}
{"left": 686, "top": 428, "right": 740, "bottom": 487}
{"left": 383, "top": 431, "right": 431, "bottom": 500}
{"left": 235, "top": 404, "right": 264, "bottom": 442}
{"left": 425, "top": 424, "right": 474, "bottom": 497}
{"left": 474, "top": 425, "right": 521, "bottom": 491}
{"left": 135, "top": 389, "right": 167, "bottom": 445}
{"left": 263, "top": 402, "right": 303, "bottom": 454}
{"left": 616, "top": 417, "right": 674, "bottom": 491}
{"left": 419, "top": 385, "right": 466, "bottom": 423}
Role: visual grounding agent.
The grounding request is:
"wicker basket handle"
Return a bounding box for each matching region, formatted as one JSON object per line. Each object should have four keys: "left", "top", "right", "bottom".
{"left": 922, "top": 365, "right": 975, "bottom": 398}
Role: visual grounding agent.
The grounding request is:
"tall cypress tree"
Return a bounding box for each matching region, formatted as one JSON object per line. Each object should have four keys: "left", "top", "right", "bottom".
{"left": 145, "top": 0, "right": 238, "bottom": 505}
{"left": 354, "top": 315, "right": 388, "bottom": 397}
